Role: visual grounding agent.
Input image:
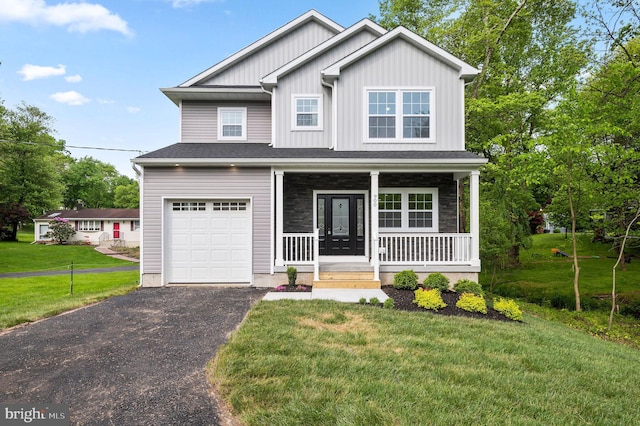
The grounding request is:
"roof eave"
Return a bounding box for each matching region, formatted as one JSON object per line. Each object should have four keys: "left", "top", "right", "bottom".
{"left": 160, "top": 87, "right": 271, "bottom": 105}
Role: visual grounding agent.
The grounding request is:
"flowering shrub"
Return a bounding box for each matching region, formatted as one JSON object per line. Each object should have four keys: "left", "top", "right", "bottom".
{"left": 295, "top": 285, "right": 307, "bottom": 292}
{"left": 393, "top": 270, "right": 419, "bottom": 290}
{"left": 456, "top": 293, "right": 487, "bottom": 314}
{"left": 493, "top": 298, "right": 523, "bottom": 321}
{"left": 423, "top": 272, "right": 450, "bottom": 292}
{"left": 275, "top": 285, "right": 287, "bottom": 292}
{"left": 46, "top": 217, "right": 75, "bottom": 244}
{"left": 413, "top": 288, "right": 447, "bottom": 311}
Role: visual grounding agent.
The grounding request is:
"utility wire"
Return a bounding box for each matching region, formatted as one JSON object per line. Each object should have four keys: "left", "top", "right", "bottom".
{"left": 0, "top": 138, "right": 146, "bottom": 154}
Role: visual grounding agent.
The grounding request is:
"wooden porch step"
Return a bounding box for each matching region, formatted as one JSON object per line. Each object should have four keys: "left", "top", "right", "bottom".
{"left": 314, "top": 271, "right": 380, "bottom": 289}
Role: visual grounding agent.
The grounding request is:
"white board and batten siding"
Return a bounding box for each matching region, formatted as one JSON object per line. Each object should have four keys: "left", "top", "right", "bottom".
{"left": 201, "top": 22, "right": 339, "bottom": 86}
{"left": 337, "top": 39, "right": 466, "bottom": 152}
{"left": 275, "top": 29, "right": 380, "bottom": 149}
{"left": 141, "top": 167, "right": 271, "bottom": 285}
{"left": 180, "top": 101, "right": 271, "bottom": 143}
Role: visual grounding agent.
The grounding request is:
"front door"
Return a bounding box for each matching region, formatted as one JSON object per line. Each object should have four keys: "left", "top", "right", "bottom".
{"left": 113, "top": 222, "right": 120, "bottom": 239}
{"left": 317, "top": 194, "right": 365, "bottom": 256}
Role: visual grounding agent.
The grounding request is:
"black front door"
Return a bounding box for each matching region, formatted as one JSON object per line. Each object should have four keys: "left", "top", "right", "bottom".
{"left": 317, "top": 194, "right": 365, "bottom": 256}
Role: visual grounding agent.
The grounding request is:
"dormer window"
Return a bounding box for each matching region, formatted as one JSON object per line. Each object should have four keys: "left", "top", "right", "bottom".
{"left": 365, "top": 88, "right": 434, "bottom": 142}
{"left": 292, "top": 95, "right": 322, "bottom": 130}
{"left": 218, "top": 107, "right": 247, "bottom": 140}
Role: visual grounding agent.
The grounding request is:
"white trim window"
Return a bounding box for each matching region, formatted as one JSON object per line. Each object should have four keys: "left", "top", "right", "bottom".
{"left": 365, "top": 88, "right": 434, "bottom": 142}
{"left": 292, "top": 95, "right": 322, "bottom": 130}
{"left": 378, "top": 188, "right": 438, "bottom": 232}
{"left": 218, "top": 107, "right": 247, "bottom": 140}
{"left": 79, "top": 220, "right": 101, "bottom": 231}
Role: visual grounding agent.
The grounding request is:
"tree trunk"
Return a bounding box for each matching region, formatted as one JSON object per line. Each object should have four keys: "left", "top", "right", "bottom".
{"left": 567, "top": 173, "right": 581, "bottom": 311}
{"left": 610, "top": 206, "right": 640, "bottom": 330}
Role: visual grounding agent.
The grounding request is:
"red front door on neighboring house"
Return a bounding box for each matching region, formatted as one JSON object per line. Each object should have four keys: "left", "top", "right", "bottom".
{"left": 113, "top": 222, "right": 120, "bottom": 239}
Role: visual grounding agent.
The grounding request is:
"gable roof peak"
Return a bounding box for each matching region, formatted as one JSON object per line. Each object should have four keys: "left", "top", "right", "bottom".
{"left": 260, "top": 17, "right": 387, "bottom": 87}
{"left": 322, "top": 25, "right": 479, "bottom": 82}
{"left": 179, "top": 10, "right": 344, "bottom": 88}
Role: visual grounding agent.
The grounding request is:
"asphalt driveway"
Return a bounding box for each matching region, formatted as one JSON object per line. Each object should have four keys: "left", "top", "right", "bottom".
{"left": 0, "top": 287, "right": 269, "bottom": 425}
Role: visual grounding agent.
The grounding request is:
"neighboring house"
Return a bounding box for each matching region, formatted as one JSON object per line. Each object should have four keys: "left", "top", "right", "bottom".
{"left": 34, "top": 209, "right": 140, "bottom": 247}
{"left": 133, "top": 10, "right": 487, "bottom": 288}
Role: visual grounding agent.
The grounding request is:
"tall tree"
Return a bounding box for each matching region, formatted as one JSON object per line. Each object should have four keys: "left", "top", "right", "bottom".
{"left": 0, "top": 102, "right": 65, "bottom": 240}
{"left": 61, "top": 156, "right": 122, "bottom": 209}
{"left": 375, "top": 0, "right": 589, "bottom": 263}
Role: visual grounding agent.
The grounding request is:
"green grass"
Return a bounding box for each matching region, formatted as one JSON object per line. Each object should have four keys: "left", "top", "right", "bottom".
{"left": 1, "top": 225, "right": 136, "bottom": 274}
{"left": 210, "top": 300, "right": 640, "bottom": 425}
{"left": 482, "top": 233, "right": 640, "bottom": 310}
{"left": 0, "top": 224, "right": 139, "bottom": 329}
{"left": 0, "top": 271, "right": 139, "bottom": 329}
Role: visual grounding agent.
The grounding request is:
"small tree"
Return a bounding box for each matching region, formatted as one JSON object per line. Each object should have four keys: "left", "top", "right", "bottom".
{"left": 46, "top": 217, "right": 75, "bottom": 244}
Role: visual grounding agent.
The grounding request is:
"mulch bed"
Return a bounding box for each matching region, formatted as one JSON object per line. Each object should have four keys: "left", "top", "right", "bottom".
{"left": 382, "top": 286, "right": 514, "bottom": 322}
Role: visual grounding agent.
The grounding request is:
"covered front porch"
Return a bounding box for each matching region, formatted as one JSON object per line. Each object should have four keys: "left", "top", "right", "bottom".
{"left": 272, "top": 169, "right": 481, "bottom": 287}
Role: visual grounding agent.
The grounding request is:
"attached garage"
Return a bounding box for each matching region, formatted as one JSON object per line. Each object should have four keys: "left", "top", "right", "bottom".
{"left": 166, "top": 199, "right": 252, "bottom": 284}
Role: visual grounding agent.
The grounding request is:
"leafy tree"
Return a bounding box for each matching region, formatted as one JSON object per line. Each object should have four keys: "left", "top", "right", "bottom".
{"left": 0, "top": 203, "right": 30, "bottom": 241}
{"left": 61, "top": 156, "right": 121, "bottom": 208}
{"left": 0, "top": 102, "right": 65, "bottom": 240}
{"left": 114, "top": 180, "right": 139, "bottom": 208}
{"left": 375, "top": 0, "right": 589, "bottom": 263}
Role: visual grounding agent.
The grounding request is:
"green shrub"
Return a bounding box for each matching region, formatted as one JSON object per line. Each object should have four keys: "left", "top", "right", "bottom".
{"left": 369, "top": 297, "right": 380, "bottom": 306}
{"left": 454, "top": 279, "right": 484, "bottom": 296}
{"left": 413, "top": 288, "right": 447, "bottom": 311}
{"left": 423, "top": 272, "right": 450, "bottom": 292}
{"left": 383, "top": 298, "right": 395, "bottom": 309}
{"left": 456, "top": 293, "right": 487, "bottom": 314}
{"left": 359, "top": 297, "right": 367, "bottom": 305}
{"left": 393, "top": 270, "right": 419, "bottom": 290}
{"left": 493, "top": 298, "right": 523, "bottom": 321}
{"left": 286, "top": 266, "right": 297, "bottom": 286}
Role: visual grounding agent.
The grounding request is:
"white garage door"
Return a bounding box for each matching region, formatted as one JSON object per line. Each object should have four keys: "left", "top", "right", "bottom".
{"left": 167, "top": 200, "right": 251, "bottom": 283}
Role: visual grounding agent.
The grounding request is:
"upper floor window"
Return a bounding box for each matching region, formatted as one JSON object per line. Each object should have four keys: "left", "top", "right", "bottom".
{"left": 292, "top": 95, "right": 322, "bottom": 130}
{"left": 365, "top": 88, "right": 434, "bottom": 142}
{"left": 218, "top": 107, "right": 247, "bottom": 140}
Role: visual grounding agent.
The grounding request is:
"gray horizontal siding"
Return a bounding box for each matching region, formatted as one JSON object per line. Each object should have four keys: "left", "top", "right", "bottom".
{"left": 181, "top": 101, "right": 271, "bottom": 143}
{"left": 202, "top": 22, "right": 338, "bottom": 86}
{"left": 276, "top": 30, "right": 379, "bottom": 148}
{"left": 337, "top": 39, "right": 465, "bottom": 151}
{"left": 141, "top": 167, "right": 272, "bottom": 276}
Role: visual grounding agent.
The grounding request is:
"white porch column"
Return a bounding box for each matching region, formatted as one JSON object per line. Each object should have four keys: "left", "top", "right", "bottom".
{"left": 275, "top": 170, "right": 285, "bottom": 267}
{"left": 370, "top": 171, "right": 380, "bottom": 280}
{"left": 470, "top": 170, "right": 481, "bottom": 267}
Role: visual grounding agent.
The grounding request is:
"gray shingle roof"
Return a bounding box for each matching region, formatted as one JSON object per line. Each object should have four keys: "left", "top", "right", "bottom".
{"left": 34, "top": 209, "right": 139, "bottom": 221}
{"left": 136, "top": 143, "right": 485, "bottom": 161}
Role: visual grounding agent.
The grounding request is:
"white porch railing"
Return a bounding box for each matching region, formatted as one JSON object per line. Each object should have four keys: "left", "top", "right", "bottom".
{"left": 283, "top": 233, "right": 315, "bottom": 264}
{"left": 282, "top": 233, "right": 473, "bottom": 266}
{"left": 378, "top": 233, "right": 473, "bottom": 265}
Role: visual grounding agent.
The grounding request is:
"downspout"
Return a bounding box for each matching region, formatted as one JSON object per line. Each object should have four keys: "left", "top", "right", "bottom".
{"left": 320, "top": 75, "right": 337, "bottom": 150}
{"left": 260, "top": 82, "right": 275, "bottom": 147}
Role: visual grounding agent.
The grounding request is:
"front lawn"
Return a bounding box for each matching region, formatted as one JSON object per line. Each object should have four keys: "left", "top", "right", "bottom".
{"left": 1, "top": 225, "right": 136, "bottom": 274}
{"left": 0, "top": 271, "right": 139, "bottom": 329}
{"left": 210, "top": 300, "right": 640, "bottom": 425}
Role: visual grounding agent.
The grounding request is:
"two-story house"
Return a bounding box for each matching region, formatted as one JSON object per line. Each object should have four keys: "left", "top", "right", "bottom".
{"left": 133, "top": 10, "right": 487, "bottom": 288}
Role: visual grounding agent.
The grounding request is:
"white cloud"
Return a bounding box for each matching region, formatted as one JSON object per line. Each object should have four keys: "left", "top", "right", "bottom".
{"left": 65, "top": 74, "right": 82, "bottom": 83}
{"left": 172, "top": 0, "right": 221, "bottom": 8}
{"left": 0, "top": 0, "right": 132, "bottom": 36}
{"left": 127, "top": 106, "right": 141, "bottom": 114}
{"left": 18, "top": 64, "right": 66, "bottom": 81}
{"left": 50, "top": 90, "right": 90, "bottom": 106}
{"left": 97, "top": 98, "right": 115, "bottom": 104}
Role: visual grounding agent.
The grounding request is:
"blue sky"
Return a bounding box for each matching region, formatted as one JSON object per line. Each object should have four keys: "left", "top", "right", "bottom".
{"left": 0, "top": 0, "right": 380, "bottom": 177}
